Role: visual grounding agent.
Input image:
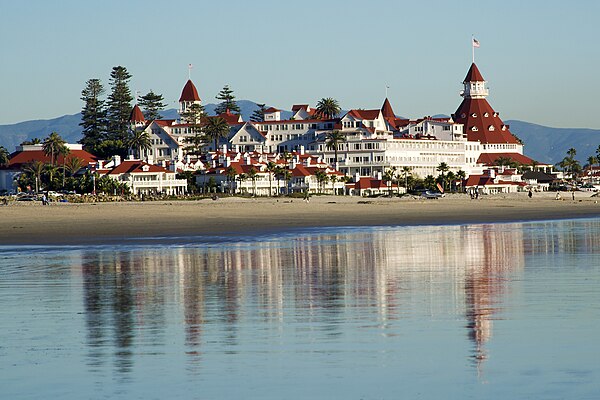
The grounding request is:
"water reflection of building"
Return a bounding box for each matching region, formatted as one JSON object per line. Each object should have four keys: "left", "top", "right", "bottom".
{"left": 80, "top": 220, "right": 600, "bottom": 378}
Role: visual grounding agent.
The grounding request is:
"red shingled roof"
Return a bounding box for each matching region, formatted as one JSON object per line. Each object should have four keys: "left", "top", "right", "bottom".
{"left": 476, "top": 152, "right": 536, "bottom": 166}
{"left": 381, "top": 98, "right": 395, "bottom": 120}
{"left": 464, "top": 63, "right": 485, "bottom": 83}
{"left": 130, "top": 104, "right": 145, "bottom": 123}
{"left": 108, "top": 160, "right": 169, "bottom": 175}
{"left": 8, "top": 148, "right": 97, "bottom": 169}
{"left": 347, "top": 109, "right": 381, "bottom": 120}
{"left": 179, "top": 80, "right": 201, "bottom": 102}
{"left": 453, "top": 98, "right": 519, "bottom": 144}
{"left": 216, "top": 110, "right": 243, "bottom": 125}
{"left": 264, "top": 107, "right": 280, "bottom": 113}
{"left": 353, "top": 177, "right": 393, "bottom": 190}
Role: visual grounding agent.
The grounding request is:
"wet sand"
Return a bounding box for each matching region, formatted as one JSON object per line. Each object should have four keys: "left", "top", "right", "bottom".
{"left": 1, "top": 192, "right": 599, "bottom": 245}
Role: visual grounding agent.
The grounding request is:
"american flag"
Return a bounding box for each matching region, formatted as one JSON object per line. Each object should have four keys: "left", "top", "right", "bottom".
{"left": 472, "top": 38, "right": 480, "bottom": 48}
{"left": 436, "top": 182, "right": 444, "bottom": 193}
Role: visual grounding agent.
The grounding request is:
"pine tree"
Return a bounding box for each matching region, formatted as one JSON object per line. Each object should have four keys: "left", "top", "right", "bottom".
{"left": 79, "top": 78, "right": 107, "bottom": 152}
{"left": 106, "top": 66, "right": 133, "bottom": 155}
{"left": 214, "top": 85, "right": 241, "bottom": 114}
{"left": 139, "top": 90, "right": 167, "bottom": 121}
{"left": 250, "top": 103, "right": 266, "bottom": 122}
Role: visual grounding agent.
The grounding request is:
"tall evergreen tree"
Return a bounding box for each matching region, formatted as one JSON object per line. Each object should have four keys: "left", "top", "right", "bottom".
{"left": 214, "top": 85, "right": 241, "bottom": 114}
{"left": 79, "top": 78, "right": 107, "bottom": 152}
{"left": 250, "top": 103, "right": 266, "bottom": 122}
{"left": 106, "top": 66, "right": 133, "bottom": 155}
{"left": 138, "top": 90, "right": 167, "bottom": 121}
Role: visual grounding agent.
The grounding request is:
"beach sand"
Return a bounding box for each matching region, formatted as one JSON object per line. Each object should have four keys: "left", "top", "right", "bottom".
{"left": 1, "top": 192, "right": 599, "bottom": 245}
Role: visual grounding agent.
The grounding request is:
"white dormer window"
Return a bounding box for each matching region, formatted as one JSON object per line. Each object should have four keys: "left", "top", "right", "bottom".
{"left": 501, "top": 125, "right": 507, "bottom": 131}
{"left": 471, "top": 126, "right": 478, "bottom": 131}
{"left": 461, "top": 113, "right": 466, "bottom": 118}
{"left": 471, "top": 113, "right": 477, "bottom": 117}
{"left": 484, "top": 112, "right": 489, "bottom": 117}
{"left": 493, "top": 112, "right": 499, "bottom": 117}
{"left": 142, "top": 165, "right": 150, "bottom": 172}
{"left": 488, "top": 125, "right": 495, "bottom": 131}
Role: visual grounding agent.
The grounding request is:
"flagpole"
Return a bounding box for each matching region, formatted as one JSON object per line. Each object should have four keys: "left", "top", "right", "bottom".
{"left": 472, "top": 35, "right": 475, "bottom": 64}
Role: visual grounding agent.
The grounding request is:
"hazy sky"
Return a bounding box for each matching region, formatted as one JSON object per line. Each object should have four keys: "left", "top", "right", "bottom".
{"left": 1, "top": 0, "right": 599, "bottom": 128}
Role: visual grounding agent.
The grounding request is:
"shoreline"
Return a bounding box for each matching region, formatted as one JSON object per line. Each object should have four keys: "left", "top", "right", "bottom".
{"left": 1, "top": 193, "right": 599, "bottom": 246}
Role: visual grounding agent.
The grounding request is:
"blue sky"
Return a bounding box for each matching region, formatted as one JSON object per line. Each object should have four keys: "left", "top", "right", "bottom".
{"left": 1, "top": 0, "right": 599, "bottom": 128}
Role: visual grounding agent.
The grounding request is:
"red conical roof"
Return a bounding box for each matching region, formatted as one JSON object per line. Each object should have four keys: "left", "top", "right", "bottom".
{"left": 463, "top": 63, "right": 485, "bottom": 83}
{"left": 381, "top": 98, "right": 395, "bottom": 120}
{"left": 130, "top": 104, "right": 145, "bottom": 123}
{"left": 453, "top": 98, "right": 518, "bottom": 144}
{"left": 179, "top": 79, "right": 201, "bottom": 102}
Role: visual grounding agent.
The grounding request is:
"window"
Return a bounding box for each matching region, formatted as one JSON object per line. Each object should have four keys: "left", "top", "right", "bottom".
{"left": 471, "top": 126, "right": 478, "bottom": 131}
{"left": 471, "top": 113, "right": 477, "bottom": 117}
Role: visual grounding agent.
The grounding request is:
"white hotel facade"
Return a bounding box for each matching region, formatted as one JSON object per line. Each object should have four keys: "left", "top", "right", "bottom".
{"left": 134, "top": 62, "right": 538, "bottom": 182}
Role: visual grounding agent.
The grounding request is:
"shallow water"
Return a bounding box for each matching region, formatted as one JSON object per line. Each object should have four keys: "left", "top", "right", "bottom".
{"left": 1, "top": 219, "right": 600, "bottom": 399}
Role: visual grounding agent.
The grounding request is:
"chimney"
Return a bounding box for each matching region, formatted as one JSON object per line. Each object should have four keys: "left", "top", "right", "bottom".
{"left": 113, "top": 155, "right": 121, "bottom": 166}
{"left": 221, "top": 144, "right": 228, "bottom": 154}
{"left": 305, "top": 157, "right": 311, "bottom": 166}
{"left": 290, "top": 159, "right": 297, "bottom": 170}
{"left": 225, "top": 156, "right": 231, "bottom": 167}
{"left": 245, "top": 155, "right": 252, "bottom": 165}
{"left": 354, "top": 172, "right": 361, "bottom": 183}
{"left": 376, "top": 171, "right": 382, "bottom": 180}
{"left": 97, "top": 160, "right": 104, "bottom": 170}
{"left": 299, "top": 145, "right": 305, "bottom": 155}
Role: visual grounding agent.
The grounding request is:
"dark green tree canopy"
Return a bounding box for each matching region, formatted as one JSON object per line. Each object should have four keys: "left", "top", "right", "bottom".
{"left": 214, "top": 85, "right": 241, "bottom": 114}
{"left": 250, "top": 103, "right": 266, "bottom": 122}
{"left": 79, "top": 78, "right": 107, "bottom": 151}
{"left": 139, "top": 90, "right": 167, "bottom": 121}
{"left": 316, "top": 97, "right": 341, "bottom": 119}
{"left": 106, "top": 66, "right": 133, "bottom": 152}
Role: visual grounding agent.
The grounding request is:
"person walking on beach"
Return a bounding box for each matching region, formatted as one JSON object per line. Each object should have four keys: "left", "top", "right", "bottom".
{"left": 555, "top": 192, "right": 561, "bottom": 200}
{"left": 528, "top": 189, "right": 533, "bottom": 198}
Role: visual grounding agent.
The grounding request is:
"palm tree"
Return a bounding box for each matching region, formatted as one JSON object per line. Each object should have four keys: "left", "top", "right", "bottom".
{"left": 315, "top": 97, "right": 341, "bottom": 119}
{"left": 383, "top": 167, "right": 397, "bottom": 196}
{"left": 456, "top": 170, "right": 467, "bottom": 193}
{"left": 282, "top": 169, "right": 292, "bottom": 195}
{"left": 446, "top": 171, "right": 456, "bottom": 192}
{"left": 128, "top": 129, "right": 152, "bottom": 159}
{"left": 0, "top": 145, "right": 10, "bottom": 166}
{"left": 324, "top": 130, "right": 346, "bottom": 167}
{"left": 314, "top": 170, "right": 329, "bottom": 194}
{"left": 330, "top": 175, "right": 339, "bottom": 195}
{"left": 58, "top": 144, "right": 71, "bottom": 188}
{"left": 436, "top": 162, "right": 450, "bottom": 191}
{"left": 21, "top": 138, "right": 41, "bottom": 145}
{"left": 401, "top": 166, "right": 411, "bottom": 191}
{"left": 237, "top": 173, "right": 248, "bottom": 194}
{"left": 266, "top": 161, "right": 278, "bottom": 196}
{"left": 204, "top": 116, "right": 230, "bottom": 152}
{"left": 247, "top": 167, "right": 258, "bottom": 196}
{"left": 424, "top": 175, "right": 436, "bottom": 190}
{"left": 64, "top": 156, "right": 84, "bottom": 177}
{"left": 225, "top": 166, "right": 238, "bottom": 194}
{"left": 24, "top": 161, "right": 46, "bottom": 193}
{"left": 42, "top": 132, "right": 66, "bottom": 166}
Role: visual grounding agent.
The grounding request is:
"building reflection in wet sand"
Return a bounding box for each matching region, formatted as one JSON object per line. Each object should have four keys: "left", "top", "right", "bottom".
{"left": 79, "top": 220, "right": 600, "bottom": 378}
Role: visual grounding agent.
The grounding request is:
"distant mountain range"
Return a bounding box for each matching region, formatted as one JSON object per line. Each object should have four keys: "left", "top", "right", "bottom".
{"left": 1, "top": 101, "right": 598, "bottom": 165}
